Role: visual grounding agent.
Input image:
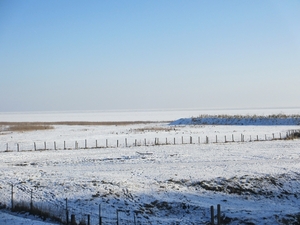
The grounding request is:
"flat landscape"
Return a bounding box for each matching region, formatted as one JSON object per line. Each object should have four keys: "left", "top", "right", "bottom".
{"left": 0, "top": 109, "right": 300, "bottom": 225}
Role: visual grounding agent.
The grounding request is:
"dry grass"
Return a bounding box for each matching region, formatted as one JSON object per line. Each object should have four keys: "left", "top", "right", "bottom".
{"left": 0, "top": 123, "right": 54, "bottom": 132}
{"left": 0, "top": 121, "right": 169, "bottom": 132}
{"left": 134, "top": 127, "right": 176, "bottom": 132}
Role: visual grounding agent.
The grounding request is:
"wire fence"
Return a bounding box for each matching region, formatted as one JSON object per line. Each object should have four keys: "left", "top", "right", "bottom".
{"left": 0, "top": 181, "right": 219, "bottom": 225}
{"left": 1, "top": 130, "right": 298, "bottom": 153}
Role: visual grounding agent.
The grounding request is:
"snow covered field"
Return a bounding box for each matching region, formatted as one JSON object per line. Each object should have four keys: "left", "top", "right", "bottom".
{"left": 0, "top": 109, "right": 300, "bottom": 224}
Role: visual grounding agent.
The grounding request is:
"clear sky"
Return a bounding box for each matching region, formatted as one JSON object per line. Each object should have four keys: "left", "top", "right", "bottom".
{"left": 0, "top": 1, "right": 299, "bottom": 112}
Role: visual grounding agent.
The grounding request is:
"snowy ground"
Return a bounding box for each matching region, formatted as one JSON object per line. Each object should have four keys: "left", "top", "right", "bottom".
{"left": 0, "top": 109, "right": 300, "bottom": 224}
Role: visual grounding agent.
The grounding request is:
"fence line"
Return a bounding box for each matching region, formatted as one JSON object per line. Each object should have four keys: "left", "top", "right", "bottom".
{"left": 1, "top": 130, "right": 298, "bottom": 153}
{"left": 0, "top": 181, "right": 219, "bottom": 225}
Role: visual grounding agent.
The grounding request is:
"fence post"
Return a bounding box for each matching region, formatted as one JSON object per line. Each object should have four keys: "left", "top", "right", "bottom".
{"left": 85, "top": 139, "right": 87, "bottom": 149}
{"left": 66, "top": 198, "right": 69, "bottom": 225}
{"left": 64, "top": 141, "right": 66, "bottom": 150}
{"left": 30, "top": 189, "right": 33, "bottom": 212}
{"left": 265, "top": 134, "right": 267, "bottom": 141}
{"left": 182, "top": 136, "right": 183, "bottom": 144}
{"left": 272, "top": 133, "right": 274, "bottom": 140}
{"left": 190, "top": 136, "right": 192, "bottom": 144}
{"left": 34, "top": 142, "right": 36, "bottom": 151}
{"left": 257, "top": 135, "right": 259, "bottom": 141}
{"left": 99, "top": 204, "right": 102, "bottom": 225}
{"left": 106, "top": 139, "right": 108, "bottom": 148}
{"left": 166, "top": 138, "right": 168, "bottom": 145}
{"left": 232, "top": 134, "right": 234, "bottom": 142}
{"left": 6, "top": 143, "right": 8, "bottom": 151}
{"left": 117, "top": 140, "right": 119, "bottom": 147}
{"left": 117, "top": 210, "right": 119, "bottom": 225}
{"left": 174, "top": 137, "right": 176, "bottom": 145}
{"left": 87, "top": 214, "right": 90, "bottom": 225}
{"left": 44, "top": 142, "right": 46, "bottom": 150}
{"left": 135, "top": 139, "right": 137, "bottom": 146}
{"left": 198, "top": 137, "right": 200, "bottom": 144}
{"left": 217, "top": 204, "right": 221, "bottom": 225}
{"left": 96, "top": 140, "right": 98, "bottom": 148}
{"left": 54, "top": 141, "right": 56, "bottom": 150}
{"left": 210, "top": 205, "right": 214, "bottom": 225}
{"left": 11, "top": 184, "right": 14, "bottom": 210}
{"left": 250, "top": 135, "right": 252, "bottom": 142}
{"left": 17, "top": 143, "right": 19, "bottom": 152}
{"left": 280, "top": 133, "right": 282, "bottom": 140}
{"left": 71, "top": 214, "right": 76, "bottom": 225}
{"left": 206, "top": 136, "right": 209, "bottom": 144}
{"left": 145, "top": 138, "right": 147, "bottom": 146}
{"left": 125, "top": 138, "right": 127, "bottom": 147}
{"left": 216, "top": 135, "right": 217, "bottom": 143}
{"left": 225, "top": 136, "right": 227, "bottom": 143}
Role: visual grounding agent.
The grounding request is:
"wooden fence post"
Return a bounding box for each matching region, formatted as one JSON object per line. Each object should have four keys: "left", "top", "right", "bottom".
{"left": 125, "top": 138, "right": 127, "bottom": 147}
{"left": 34, "top": 142, "right": 36, "bottom": 151}
{"left": 117, "top": 140, "right": 119, "bottom": 147}
{"left": 65, "top": 198, "right": 69, "bottom": 224}
{"left": 166, "top": 138, "right": 168, "bottom": 145}
{"left": 11, "top": 184, "right": 14, "bottom": 210}
{"left": 198, "top": 137, "right": 200, "bottom": 144}
{"left": 232, "top": 134, "right": 234, "bottom": 142}
{"left": 117, "top": 210, "right": 119, "bottom": 225}
{"left": 272, "top": 133, "right": 275, "bottom": 140}
{"left": 17, "top": 143, "right": 19, "bottom": 152}
{"left": 217, "top": 204, "right": 221, "bottom": 225}
{"left": 210, "top": 205, "right": 214, "bottom": 225}
{"left": 44, "top": 142, "right": 46, "bottom": 150}
{"left": 265, "top": 134, "right": 267, "bottom": 141}
{"left": 6, "top": 143, "right": 8, "bottom": 151}
{"left": 257, "top": 135, "right": 259, "bottom": 141}
{"left": 64, "top": 141, "right": 66, "bottom": 150}
{"left": 225, "top": 136, "right": 227, "bottom": 143}
{"left": 174, "top": 137, "right": 176, "bottom": 145}
{"left": 85, "top": 139, "right": 87, "bottom": 149}
{"left": 30, "top": 189, "right": 33, "bottom": 212}
{"left": 71, "top": 214, "right": 76, "bottom": 225}
{"left": 280, "top": 133, "right": 282, "bottom": 140}
{"left": 99, "top": 204, "right": 102, "bottom": 225}
{"left": 145, "top": 138, "right": 147, "bottom": 146}
{"left": 106, "top": 139, "right": 108, "bottom": 148}
{"left": 182, "top": 136, "right": 183, "bottom": 144}
{"left": 54, "top": 141, "right": 56, "bottom": 150}
{"left": 215, "top": 135, "right": 217, "bottom": 143}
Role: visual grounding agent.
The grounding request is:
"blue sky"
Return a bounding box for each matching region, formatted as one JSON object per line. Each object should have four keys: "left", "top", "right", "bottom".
{"left": 0, "top": 1, "right": 299, "bottom": 112}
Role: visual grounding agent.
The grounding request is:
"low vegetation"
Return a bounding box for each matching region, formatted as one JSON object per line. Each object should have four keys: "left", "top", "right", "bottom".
{"left": 0, "top": 121, "right": 167, "bottom": 133}
{"left": 193, "top": 113, "right": 300, "bottom": 120}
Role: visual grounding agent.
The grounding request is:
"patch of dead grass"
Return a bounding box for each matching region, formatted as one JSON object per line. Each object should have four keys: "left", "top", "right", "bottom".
{"left": 0, "top": 121, "right": 169, "bottom": 132}
{"left": 134, "top": 127, "right": 176, "bottom": 132}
